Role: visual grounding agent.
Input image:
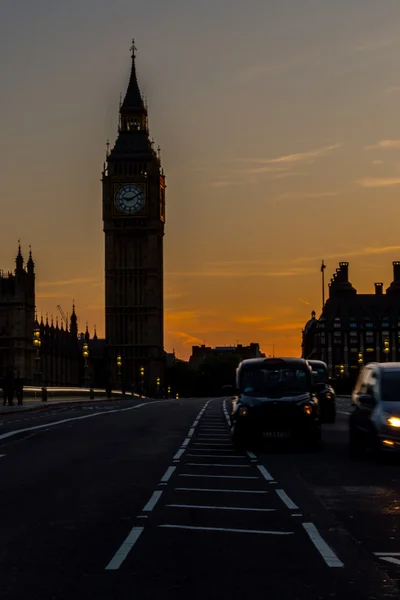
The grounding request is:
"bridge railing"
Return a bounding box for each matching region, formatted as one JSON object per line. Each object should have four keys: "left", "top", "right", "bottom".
{"left": 21, "top": 387, "right": 147, "bottom": 402}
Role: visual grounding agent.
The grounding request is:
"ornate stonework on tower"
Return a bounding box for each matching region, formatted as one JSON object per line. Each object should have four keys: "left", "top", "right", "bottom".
{"left": 102, "top": 40, "right": 166, "bottom": 393}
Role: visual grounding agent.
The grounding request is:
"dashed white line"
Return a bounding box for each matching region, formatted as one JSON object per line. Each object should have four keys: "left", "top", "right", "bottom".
{"left": 186, "top": 463, "right": 250, "bottom": 468}
{"left": 166, "top": 504, "right": 276, "bottom": 512}
{"left": 160, "top": 466, "right": 176, "bottom": 483}
{"left": 246, "top": 451, "right": 257, "bottom": 460}
{"left": 181, "top": 438, "right": 191, "bottom": 448}
{"left": 175, "top": 487, "right": 268, "bottom": 494}
{"left": 105, "top": 526, "right": 144, "bottom": 570}
{"left": 302, "top": 522, "right": 344, "bottom": 568}
{"left": 257, "top": 465, "right": 275, "bottom": 482}
{"left": 179, "top": 474, "right": 259, "bottom": 479}
{"left": 188, "top": 428, "right": 195, "bottom": 437}
{"left": 193, "top": 442, "right": 231, "bottom": 446}
{"left": 173, "top": 448, "right": 186, "bottom": 461}
{"left": 159, "top": 524, "right": 293, "bottom": 535}
{"left": 142, "top": 490, "right": 163, "bottom": 512}
{"left": 187, "top": 454, "right": 244, "bottom": 458}
{"left": 275, "top": 489, "right": 298, "bottom": 510}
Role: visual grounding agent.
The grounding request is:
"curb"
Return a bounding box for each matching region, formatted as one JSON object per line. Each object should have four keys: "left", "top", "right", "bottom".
{"left": 0, "top": 396, "right": 148, "bottom": 416}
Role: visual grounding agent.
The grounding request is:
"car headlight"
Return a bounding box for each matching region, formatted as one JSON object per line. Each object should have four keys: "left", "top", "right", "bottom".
{"left": 239, "top": 406, "right": 248, "bottom": 417}
{"left": 303, "top": 404, "right": 312, "bottom": 416}
{"left": 387, "top": 416, "right": 400, "bottom": 428}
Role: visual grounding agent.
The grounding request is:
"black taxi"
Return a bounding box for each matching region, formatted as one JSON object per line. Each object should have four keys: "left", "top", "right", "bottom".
{"left": 230, "top": 357, "right": 321, "bottom": 450}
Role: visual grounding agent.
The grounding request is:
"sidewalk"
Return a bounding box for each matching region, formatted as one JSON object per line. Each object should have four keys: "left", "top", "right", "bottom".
{"left": 0, "top": 395, "right": 145, "bottom": 416}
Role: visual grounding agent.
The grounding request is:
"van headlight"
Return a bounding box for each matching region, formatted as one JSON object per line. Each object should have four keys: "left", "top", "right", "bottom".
{"left": 387, "top": 416, "right": 400, "bottom": 428}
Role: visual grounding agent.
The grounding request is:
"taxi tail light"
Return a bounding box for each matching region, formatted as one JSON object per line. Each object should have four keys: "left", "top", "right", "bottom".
{"left": 303, "top": 405, "right": 312, "bottom": 416}
{"left": 239, "top": 406, "right": 248, "bottom": 417}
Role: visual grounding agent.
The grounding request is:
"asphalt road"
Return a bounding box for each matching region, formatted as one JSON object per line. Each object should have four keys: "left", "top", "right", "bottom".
{"left": 0, "top": 396, "right": 399, "bottom": 599}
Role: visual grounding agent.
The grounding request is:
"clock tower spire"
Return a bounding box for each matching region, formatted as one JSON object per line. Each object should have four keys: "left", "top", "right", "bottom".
{"left": 102, "top": 40, "right": 166, "bottom": 395}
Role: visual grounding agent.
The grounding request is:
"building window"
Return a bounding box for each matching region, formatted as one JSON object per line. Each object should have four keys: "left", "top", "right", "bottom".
{"left": 334, "top": 323, "right": 341, "bottom": 328}
{"left": 350, "top": 323, "right": 357, "bottom": 328}
{"left": 366, "top": 323, "right": 373, "bottom": 328}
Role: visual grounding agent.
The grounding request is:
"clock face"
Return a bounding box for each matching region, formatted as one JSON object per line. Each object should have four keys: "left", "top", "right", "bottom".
{"left": 115, "top": 184, "right": 145, "bottom": 215}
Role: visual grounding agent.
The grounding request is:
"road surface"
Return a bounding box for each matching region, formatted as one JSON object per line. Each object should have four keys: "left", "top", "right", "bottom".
{"left": 0, "top": 396, "right": 398, "bottom": 599}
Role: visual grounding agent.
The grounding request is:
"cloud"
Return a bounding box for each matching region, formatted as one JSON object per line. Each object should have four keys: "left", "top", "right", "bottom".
{"left": 259, "top": 144, "right": 341, "bottom": 166}
{"left": 298, "top": 298, "right": 311, "bottom": 306}
{"left": 276, "top": 191, "right": 337, "bottom": 200}
{"left": 366, "top": 140, "right": 400, "bottom": 150}
{"left": 165, "top": 310, "right": 199, "bottom": 322}
{"left": 235, "top": 54, "right": 313, "bottom": 83}
{"left": 295, "top": 244, "right": 400, "bottom": 264}
{"left": 372, "top": 160, "right": 384, "bottom": 165}
{"left": 386, "top": 85, "right": 400, "bottom": 94}
{"left": 233, "top": 316, "right": 273, "bottom": 325}
{"left": 37, "top": 277, "right": 100, "bottom": 288}
{"left": 167, "top": 330, "right": 203, "bottom": 347}
{"left": 355, "top": 177, "right": 400, "bottom": 188}
{"left": 262, "top": 322, "right": 305, "bottom": 332}
{"left": 166, "top": 267, "right": 314, "bottom": 278}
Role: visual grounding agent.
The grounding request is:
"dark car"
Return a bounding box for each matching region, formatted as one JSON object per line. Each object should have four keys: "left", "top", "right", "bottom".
{"left": 350, "top": 362, "right": 400, "bottom": 456}
{"left": 307, "top": 360, "right": 336, "bottom": 424}
{"left": 230, "top": 357, "right": 321, "bottom": 451}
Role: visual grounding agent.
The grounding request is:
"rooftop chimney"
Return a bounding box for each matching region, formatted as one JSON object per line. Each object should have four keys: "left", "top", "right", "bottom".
{"left": 375, "top": 282, "right": 383, "bottom": 295}
{"left": 394, "top": 262, "right": 400, "bottom": 283}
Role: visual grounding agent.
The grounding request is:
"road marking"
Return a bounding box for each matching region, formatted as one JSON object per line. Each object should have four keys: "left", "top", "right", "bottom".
{"left": 0, "top": 454, "right": 6, "bottom": 458}
{"left": 302, "top": 523, "right": 344, "bottom": 568}
{"left": 338, "top": 411, "right": 350, "bottom": 416}
{"left": 173, "top": 448, "right": 186, "bottom": 461}
{"left": 374, "top": 553, "right": 400, "bottom": 566}
{"left": 188, "top": 428, "right": 195, "bottom": 437}
{"left": 159, "top": 524, "right": 293, "bottom": 535}
{"left": 136, "top": 515, "right": 148, "bottom": 519}
{"left": 179, "top": 474, "right": 259, "bottom": 479}
{"left": 0, "top": 401, "right": 165, "bottom": 441}
{"left": 105, "top": 526, "right": 144, "bottom": 570}
{"left": 189, "top": 448, "right": 234, "bottom": 452}
{"left": 196, "top": 435, "right": 229, "bottom": 438}
{"left": 375, "top": 552, "right": 400, "bottom": 556}
{"left": 257, "top": 465, "right": 275, "bottom": 482}
{"left": 292, "top": 514, "right": 303, "bottom": 517}
{"left": 160, "top": 466, "right": 176, "bottom": 483}
{"left": 186, "top": 463, "right": 250, "bottom": 468}
{"left": 142, "top": 490, "right": 163, "bottom": 512}
{"left": 166, "top": 504, "right": 276, "bottom": 512}
{"left": 378, "top": 557, "right": 400, "bottom": 566}
{"left": 187, "top": 454, "right": 245, "bottom": 458}
{"left": 181, "top": 438, "right": 191, "bottom": 448}
{"left": 275, "top": 489, "right": 299, "bottom": 510}
{"left": 247, "top": 451, "right": 257, "bottom": 460}
{"left": 175, "top": 487, "right": 268, "bottom": 494}
{"left": 193, "top": 442, "right": 231, "bottom": 446}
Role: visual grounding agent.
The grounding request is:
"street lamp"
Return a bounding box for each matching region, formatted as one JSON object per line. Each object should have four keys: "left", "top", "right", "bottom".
{"left": 175, "top": 392, "right": 179, "bottom": 400}
{"left": 358, "top": 352, "right": 364, "bottom": 367}
{"left": 33, "top": 326, "right": 41, "bottom": 385}
{"left": 117, "top": 353, "right": 122, "bottom": 388}
{"left": 167, "top": 385, "right": 171, "bottom": 399}
{"left": 384, "top": 340, "right": 390, "bottom": 362}
{"left": 140, "top": 366, "right": 144, "bottom": 394}
{"left": 156, "top": 376, "right": 160, "bottom": 397}
{"left": 339, "top": 364, "right": 345, "bottom": 377}
{"left": 82, "top": 342, "right": 89, "bottom": 388}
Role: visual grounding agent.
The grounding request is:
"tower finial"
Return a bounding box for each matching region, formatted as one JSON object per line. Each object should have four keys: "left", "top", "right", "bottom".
{"left": 130, "top": 38, "right": 137, "bottom": 58}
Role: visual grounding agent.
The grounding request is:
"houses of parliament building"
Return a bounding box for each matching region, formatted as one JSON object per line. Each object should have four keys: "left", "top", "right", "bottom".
{"left": 0, "top": 41, "right": 166, "bottom": 391}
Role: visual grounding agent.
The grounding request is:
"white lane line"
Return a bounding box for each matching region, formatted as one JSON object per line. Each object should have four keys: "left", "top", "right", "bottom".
{"left": 142, "top": 490, "right": 163, "bottom": 512}
{"left": 379, "top": 557, "right": 400, "bottom": 566}
{"left": 175, "top": 487, "right": 268, "bottom": 494}
{"left": 247, "top": 451, "right": 257, "bottom": 460}
{"left": 375, "top": 552, "right": 400, "bottom": 556}
{"left": 166, "top": 504, "right": 276, "bottom": 512}
{"left": 188, "top": 448, "right": 235, "bottom": 453}
{"left": 187, "top": 454, "right": 245, "bottom": 458}
{"left": 181, "top": 438, "right": 191, "bottom": 448}
{"left": 292, "top": 514, "right": 303, "bottom": 517}
{"left": 188, "top": 428, "right": 195, "bottom": 437}
{"left": 105, "top": 526, "right": 144, "bottom": 570}
{"left": 179, "top": 474, "right": 259, "bottom": 479}
{"left": 0, "top": 401, "right": 165, "bottom": 441}
{"left": 0, "top": 454, "right": 6, "bottom": 458}
{"left": 338, "top": 411, "right": 350, "bottom": 416}
{"left": 302, "top": 523, "right": 344, "bottom": 568}
{"left": 160, "top": 466, "right": 176, "bottom": 483}
{"left": 136, "top": 515, "right": 148, "bottom": 519}
{"left": 193, "top": 442, "right": 231, "bottom": 446}
{"left": 275, "top": 489, "right": 299, "bottom": 510}
{"left": 186, "top": 463, "right": 250, "bottom": 468}
{"left": 257, "top": 465, "right": 275, "bottom": 482}
{"left": 159, "top": 524, "right": 293, "bottom": 535}
{"left": 173, "top": 448, "right": 186, "bottom": 461}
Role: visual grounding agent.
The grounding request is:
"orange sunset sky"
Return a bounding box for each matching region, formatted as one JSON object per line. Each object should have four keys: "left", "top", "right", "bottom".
{"left": 2, "top": 1, "right": 400, "bottom": 359}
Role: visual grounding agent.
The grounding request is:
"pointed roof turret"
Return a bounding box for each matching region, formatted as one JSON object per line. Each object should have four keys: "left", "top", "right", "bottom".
{"left": 120, "top": 39, "right": 147, "bottom": 113}
{"left": 15, "top": 241, "right": 24, "bottom": 272}
{"left": 27, "top": 245, "right": 34, "bottom": 275}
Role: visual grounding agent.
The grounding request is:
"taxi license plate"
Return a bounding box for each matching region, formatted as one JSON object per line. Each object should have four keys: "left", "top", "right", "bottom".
{"left": 263, "top": 431, "right": 290, "bottom": 439}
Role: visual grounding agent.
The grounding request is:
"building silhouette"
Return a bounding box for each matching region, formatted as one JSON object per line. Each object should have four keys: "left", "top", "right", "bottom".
{"left": 102, "top": 40, "right": 165, "bottom": 394}
{"left": 189, "top": 343, "right": 265, "bottom": 368}
{"left": 302, "top": 261, "right": 400, "bottom": 381}
{"left": 0, "top": 245, "right": 35, "bottom": 380}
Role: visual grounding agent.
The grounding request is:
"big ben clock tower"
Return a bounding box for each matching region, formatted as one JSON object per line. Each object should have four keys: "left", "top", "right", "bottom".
{"left": 102, "top": 40, "right": 166, "bottom": 393}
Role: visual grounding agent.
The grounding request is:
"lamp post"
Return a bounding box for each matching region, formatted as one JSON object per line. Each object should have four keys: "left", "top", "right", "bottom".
{"left": 140, "top": 366, "right": 144, "bottom": 395}
{"left": 82, "top": 342, "right": 89, "bottom": 388}
{"left": 384, "top": 340, "right": 390, "bottom": 362}
{"left": 358, "top": 352, "right": 364, "bottom": 368}
{"left": 167, "top": 385, "right": 171, "bottom": 399}
{"left": 339, "top": 364, "right": 345, "bottom": 378}
{"left": 117, "top": 353, "right": 122, "bottom": 388}
{"left": 156, "top": 376, "right": 160, "bottom": 398}
{"left": 33, "top": 326, "right": 41, "bottom": 385}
